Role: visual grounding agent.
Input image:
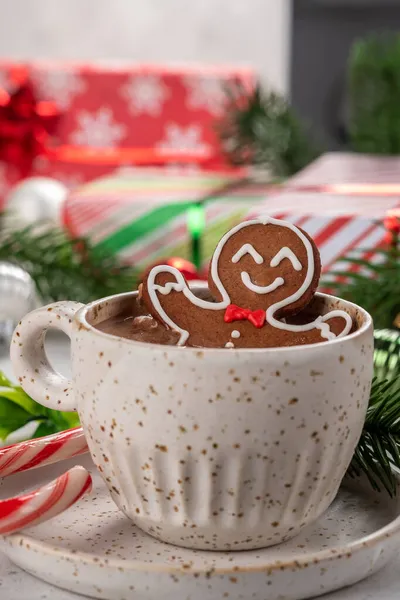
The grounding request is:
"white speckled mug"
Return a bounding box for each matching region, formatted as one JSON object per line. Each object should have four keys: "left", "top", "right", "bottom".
{"left": 11, "top": 290, "right": 373, "bottom": 551}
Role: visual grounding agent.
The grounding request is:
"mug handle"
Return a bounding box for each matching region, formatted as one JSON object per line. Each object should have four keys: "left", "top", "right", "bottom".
{"left": 10, "top": 301, "right": 84, "bottom": 412}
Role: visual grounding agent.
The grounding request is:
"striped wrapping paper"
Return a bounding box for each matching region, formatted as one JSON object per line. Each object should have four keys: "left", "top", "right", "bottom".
{"left": 64, "top": 153, "right": 400, "bottom": 274}
{"left": 247, "top": 192, "right": 396, "bottom": 278}
{"left": 63, "top": 169, "right": 271, "bottom": 269}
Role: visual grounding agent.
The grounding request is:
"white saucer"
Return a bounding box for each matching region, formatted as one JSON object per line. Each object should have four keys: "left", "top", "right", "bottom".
{"left": 1, "top": 453, "right": 400, "bottom": 600}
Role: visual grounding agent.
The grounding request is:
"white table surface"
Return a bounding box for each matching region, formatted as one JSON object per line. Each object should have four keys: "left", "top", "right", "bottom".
{"left": 0, "top": 334, "right": 399, "bottom": 600}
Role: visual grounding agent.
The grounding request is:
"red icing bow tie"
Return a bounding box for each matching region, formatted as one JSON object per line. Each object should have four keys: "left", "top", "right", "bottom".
{"left": 224, "top": 304, "right": 266, "bottom": 328}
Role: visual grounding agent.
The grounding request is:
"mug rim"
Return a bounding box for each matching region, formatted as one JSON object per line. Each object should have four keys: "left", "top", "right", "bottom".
{"left": 75, "top": 290, "right": 373, "bottom": 354}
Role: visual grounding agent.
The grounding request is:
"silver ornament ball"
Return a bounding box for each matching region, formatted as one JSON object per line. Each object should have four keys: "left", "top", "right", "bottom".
{"left": 0, "top": 262, "right": 38, "bottom": 353}
{"left": 3, "top": 177, "right": 68, "bottom": 230}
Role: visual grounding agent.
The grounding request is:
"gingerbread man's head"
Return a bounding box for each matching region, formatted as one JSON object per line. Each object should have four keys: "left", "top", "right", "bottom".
{"left": 208, "top": 218, "right": 321, "bottom": 316}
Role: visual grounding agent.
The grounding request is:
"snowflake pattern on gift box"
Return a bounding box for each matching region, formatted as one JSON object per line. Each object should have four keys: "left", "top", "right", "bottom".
{"left": 32, "top": 70, "right": 86, "bottom": 110}
{"left": 121, "top": 74, "right": 169, "bottom": 116}
{"left": 156, "top": 123, "right": 210, "bottom": 157}
{"left": 70, "top": 108, "right": 126, "bottom": 148}
{"left": 184, "top": 75, "right": 227, "bottom": 116}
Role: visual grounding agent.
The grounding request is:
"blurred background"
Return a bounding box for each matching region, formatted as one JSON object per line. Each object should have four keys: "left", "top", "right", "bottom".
{"left": 0, "top": 0, "right": 290, "bottom": 92}
{"left": 4, "top": 0, "right": 397, "bottom": 148}
{"left": 4, "top": 0, "right": 400, "bottom": 149}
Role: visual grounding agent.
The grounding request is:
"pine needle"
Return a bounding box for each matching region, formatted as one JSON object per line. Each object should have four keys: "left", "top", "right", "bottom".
{"left": 0, "top": 223, "right": 138, "bottom": 304}
{"left": 324, "top": 245, "right": 400, "bottom": 330}
{"left": 348, "top": 377, "right": 400, "bottom": 496}
{"left": 219, "top": 82, "right": 320, "bottom": 177}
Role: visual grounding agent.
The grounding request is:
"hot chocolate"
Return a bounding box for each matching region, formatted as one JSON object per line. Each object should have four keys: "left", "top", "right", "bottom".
{"left": 95, "top": 293, "right": 357, "bottom": 347}
{"left": 96, "top": 298, "right": 180, "bottom": 345}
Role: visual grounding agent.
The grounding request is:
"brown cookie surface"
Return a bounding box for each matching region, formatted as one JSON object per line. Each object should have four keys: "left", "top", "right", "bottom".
{"left": 208, "top": 220, "right": 321, "bottom": 317}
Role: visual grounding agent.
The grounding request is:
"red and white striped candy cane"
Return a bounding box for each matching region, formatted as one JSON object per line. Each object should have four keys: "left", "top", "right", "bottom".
{"left": 0, "top": 427, "right": 91, "bottom": 536}
{"left": 0, "top": 426, "right": 88, "bottom": 477}
{"left": 0, "top": 465, "right": 92, "bottom": 536}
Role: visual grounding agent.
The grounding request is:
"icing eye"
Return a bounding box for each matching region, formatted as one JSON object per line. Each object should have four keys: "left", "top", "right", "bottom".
{"left": 270, "top": 247, "right": 302, "bottom": 271}
{"left": 232, "top": 244, "right": 264, "bottom": 265}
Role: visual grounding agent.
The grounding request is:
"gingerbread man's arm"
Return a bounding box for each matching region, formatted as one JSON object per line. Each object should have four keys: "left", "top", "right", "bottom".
{"left": 268, "top": 309, "right": 353, "bottom": 343}
{"left": 142, "top": 266, "right": 227, "bottom": 345}
{"left": 312, "top": 311, "right": 353, "bottom": 341}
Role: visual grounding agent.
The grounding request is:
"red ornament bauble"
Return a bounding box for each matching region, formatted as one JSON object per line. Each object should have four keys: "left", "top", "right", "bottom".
{"left": 384, "top": 215, "right": 400, "bottom": 234}
{"left": 384, "top": 230, "right": 395, "bottom": 246}
{"left": 164, "top": 257, "right": 199, "bottom": 281}
{"left": 138, "top": 256, "right": 202, "bottom": 285}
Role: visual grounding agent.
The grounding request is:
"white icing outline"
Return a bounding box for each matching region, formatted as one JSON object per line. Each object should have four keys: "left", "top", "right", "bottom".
{"left": 232, "top": 243, "right": 264, "bottom": 265}
{"left": 147, "top": 265, "right": 227, "bottom": 345}
{"left": 231, "top": 330, "right": 241, "bottom": 339}
{"left": 147, "top": 218, "right": 353, "bottom": 345}
{"left": 270, "top": 247, "right": 302, "bottom": 271}
{"left": 241, "top": 273, "right": 284, "bottom": 294}
{"left": 316, "top": 319, "right": 335, "bottom": 341}
{"left": 154, "top": 282, "right": 185, "bottom": 295}
{"left": 276, "top": 311, "right": 353, "bottom": 340}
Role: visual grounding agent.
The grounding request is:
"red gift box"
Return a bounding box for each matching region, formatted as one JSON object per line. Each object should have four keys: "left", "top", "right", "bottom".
{"left": 0, "top": 60, "right": 256, "bottom": 205}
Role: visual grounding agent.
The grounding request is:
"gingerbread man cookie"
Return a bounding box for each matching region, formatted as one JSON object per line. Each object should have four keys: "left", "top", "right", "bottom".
{"left": 141, "top": 217, "right": 353, "bottom": 348}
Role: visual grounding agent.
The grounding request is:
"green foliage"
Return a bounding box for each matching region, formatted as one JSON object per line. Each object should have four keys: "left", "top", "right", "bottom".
{"left": 324, "top": 246, "right": 400, "bottom": 330}
{"left": 374, "top": 329, "right": 400, "bottom": 383}
{"left": 348, "top": 377, "right": 400, "bottom": 497}
{"left": 0, "top": 223, "right": 137, "bottom": 304}
{"left": 220, "top": 83, "right": 320, "bottom": 177}
{"left": 0, "top": 371, "right": 79, "bottom": 442}
{"left": 349, "top": 33, "right": 400, "bottom": 154}
{"left": 323, "top": 242, "right": 400, "bottom": 495}
{"left": 345, "top": 328, "right": 400, "bottom": 497}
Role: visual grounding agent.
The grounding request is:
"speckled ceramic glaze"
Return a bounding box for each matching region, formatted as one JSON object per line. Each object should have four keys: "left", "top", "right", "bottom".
{"left": 10, "top": 290, "right": 373, "bottom": 551}
{"left": 2, "top": 453, "right": 400, "bottom": 600}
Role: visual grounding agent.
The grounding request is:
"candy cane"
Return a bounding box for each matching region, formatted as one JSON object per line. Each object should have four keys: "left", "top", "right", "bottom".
{"left": 0, "top": 465, "right": 92, "bottom": 536}
{"left": 0, "top": 427, "right": 88, "bottom": 478}
{"left": 0, "top": 428, "right": 91, "bottom": 536}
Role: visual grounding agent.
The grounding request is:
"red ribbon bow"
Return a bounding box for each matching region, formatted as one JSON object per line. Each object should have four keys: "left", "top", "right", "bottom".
{"left": 0, "top": 74, "right": 61, "bottom": 175}
{"left": 224, "top": 304, "right": 266, "bottom": 328}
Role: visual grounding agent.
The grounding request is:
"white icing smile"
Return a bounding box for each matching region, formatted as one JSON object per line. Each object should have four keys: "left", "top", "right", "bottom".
{"left": 241, "top": 272, "right": 284, "bottom": 294}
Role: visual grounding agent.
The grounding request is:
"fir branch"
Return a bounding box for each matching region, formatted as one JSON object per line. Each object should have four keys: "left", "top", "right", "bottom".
{"left": 0, "top": 223, "right": 138, "bottom": 304}
{"left": 219, "top": 82, "right": 320, "bottom": 177}
{"left": 323, "top": 245, "right": 400, "bottom": 330}
{"left": 373, "top": 329, "right": 400, "bottom": 383}
{"left": 348, "top": 377, "right": 400, "bottom": 497}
